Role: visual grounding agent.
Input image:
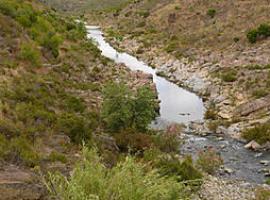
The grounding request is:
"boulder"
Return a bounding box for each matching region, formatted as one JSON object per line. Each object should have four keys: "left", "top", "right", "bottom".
{"left": 244, "top": 140, "right": 262, "bottom": 151}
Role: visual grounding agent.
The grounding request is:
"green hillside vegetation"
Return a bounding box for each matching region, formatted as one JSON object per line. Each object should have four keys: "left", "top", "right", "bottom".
{"left": 0, "top": 0, "right": 207, "bottom": 199}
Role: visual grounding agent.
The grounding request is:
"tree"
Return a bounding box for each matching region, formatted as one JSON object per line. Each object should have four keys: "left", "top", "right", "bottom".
{"left": 101, "top": 82, "right": 156, "bottom": 132}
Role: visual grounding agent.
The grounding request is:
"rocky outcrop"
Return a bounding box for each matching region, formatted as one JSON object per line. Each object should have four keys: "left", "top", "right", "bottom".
{"left": 0, "top": 163, "right": 46, "bottom": 200}
{"left": 234, "top": 94, "right": 270, "bottom": 117}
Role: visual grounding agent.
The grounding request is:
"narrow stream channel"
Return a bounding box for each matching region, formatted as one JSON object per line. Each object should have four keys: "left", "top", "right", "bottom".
{"left": 86, "top": 26, "right": 270, "bottom": 184}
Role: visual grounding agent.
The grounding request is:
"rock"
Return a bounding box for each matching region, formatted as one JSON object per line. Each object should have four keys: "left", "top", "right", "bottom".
{"left": 234, "top": 94, "right": 270, "bottom": 117}
{"left": 260, "top": 160, "right": 270, "bottom": 166}
{"left": 244, "top": 140, "right": 262, "bottom": 151}
{"left": 224, "top": 167, "right": 234, "bottom": 174}
{"left": 0, "top": 165, "right": 45, "bottom": 200}
{"left": 216, "top": 126, "right": 228, "bottom": 135}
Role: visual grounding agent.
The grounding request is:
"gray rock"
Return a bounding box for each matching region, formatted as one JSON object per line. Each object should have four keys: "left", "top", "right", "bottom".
{"left": 244, "top": 140, "right": 262, "bottom": 151}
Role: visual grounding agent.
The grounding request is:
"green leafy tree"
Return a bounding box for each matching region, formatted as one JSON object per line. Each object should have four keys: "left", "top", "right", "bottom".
{"left": 101, "top": 82, "right": 156, "bottom": 132}
{"left": 101, "top": 82, "right": 133, "bottom": 131}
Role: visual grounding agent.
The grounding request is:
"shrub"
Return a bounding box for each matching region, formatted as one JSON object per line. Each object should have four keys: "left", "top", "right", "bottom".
{"left": 10, "top": 137, "right": 40, "bottom": 167}
{"left": 157, "top": 156, "right": 203, "bottom": 185}
{"left": 196, "top": 148, "right": 223, "bottom": 174}
{"left": 153, "top": 134, "right": 180, "bottom": 153}
{"left": 19, "top": 43, "right": 41, "bottom": 66}
{"left": 257, "top": 24, "right": 270, "bottom": 37}
{"left": 0, "top": 134, "right": 9, "bottom": 159}
{"left": 164, "top": 40, "right": 178, "bottom": 53}
{"left": 48, "top": 151, "right": 67, "bottom": 163}
{"left": 252, "top": 89, "right": 268, "bottom": 98}
{"left": 0, "top": 0, "right": 17, "bottom": 17}
{"left": 57, "top": 113, "right": 92, "bottom": 144}
{"left": 265, "top": 178, "right": 270, "bottom": 185}
{"left": 114, "top": 131, "right": 154, "bottom": 153}
{"left": 41, "top": 32, "right": 63, "bottom": 58}
{"left": 247, "top": 29, "right": 258, "bottom": 43}
{"left": 220, "top": 69, "right": 237, "bottom": 82}
{"left": 255, "top": 187, "right": 270, "bottom": 200}
{"left": 63, "top": 95, "right": 86, "bottom": 113}
{"left": 101, "top": 83, "right": 156, "bottom": 132}
{"left": 47, "top": 148, "right": 185, "bottom": 200}
{"left": 204, "top": 103, "right": 218, "bottom": 120}
{"left": 16, "top": 4, "right": 37, "bottom": 28}
{"left": 207, "top": 9, "right": 216, "bottom": 18}
{"left": 137, "top": 10, "right": 150, "bottom": 18}
{"left": 247, "top": 23, "right": 270, "bottom": 43}
{"left": 242, "top": 122, "right": 270, "bottom": 144}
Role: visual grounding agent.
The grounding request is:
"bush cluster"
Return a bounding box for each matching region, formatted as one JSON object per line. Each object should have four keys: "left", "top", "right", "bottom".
{"left": 247, "top": 24, "right": 270, "bottom": 43}
{"left": 196, "top": 148, "right": 223, "bottom": 174}
{"left": 242, "top": 122, "right": 270, "bottom": 144}
{"left": 47, "top": 148, "right": 186, "bottom": 200}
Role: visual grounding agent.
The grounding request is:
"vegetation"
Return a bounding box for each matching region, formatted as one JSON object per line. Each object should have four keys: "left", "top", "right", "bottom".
{"left": 247, "top": 23, "right": 270, "bottom": 43}
{"left": 101, "top": 82, "right": 156, "bottom": 132}
{"left": 220, "top": 69, "right": 237, "bottom": 82}
{"left": 242, "top": 122, "right": 270, "bottom": 144}
{"left": 47, "top": 147, "right": 186, "bottom": 200}
{"left": 207, "top": 9, "right": 216, "bottom": 18}
{"left": 255, "top": 187, "right": 270, "bottom": 200}
{"left": 204, "top": 103, "right": 218, "bottom": 120}
{"left": 19, "top": 43, "right": 41, "bottom": 65}
{"left": 196, "top": 148, "right": 223, "bottom": 175}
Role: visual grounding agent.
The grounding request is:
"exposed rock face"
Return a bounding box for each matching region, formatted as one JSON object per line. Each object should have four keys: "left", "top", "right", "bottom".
{"left": 234, "top": 95, "right": 270, "bottom": 117}
{"left": 0, "top": 163, "right": 46, "bottom": 200}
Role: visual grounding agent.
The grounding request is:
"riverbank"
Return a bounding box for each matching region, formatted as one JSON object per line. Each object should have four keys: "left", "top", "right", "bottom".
{"left": 103, "top": 30, "right": 270, "bottom": 147}
{"left": 84, "top": 24, "right": 270, "bottom": 200}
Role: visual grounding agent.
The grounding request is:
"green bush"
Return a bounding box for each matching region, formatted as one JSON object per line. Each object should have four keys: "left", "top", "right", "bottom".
{"left": 41, "top": 32, "right": 63, "bottom": 58}
{"left": 157, "top": 156, "right": 203, "bottom": 185}
{"left": 19, "top": 43, "right": 41, "bottom": 66}
{"left": 101, "top": 82, "right": 156, "bottom": 132}
{"left": 196, "top": 148, "right": 223, "bottom": 174}
{"left": 48, "top": 151, "right": 67, "bottom": 163}
{"left": 247, "top": 24, "right": 270, "bottom": 43}
{"left": 47, "top": 148, "right": 185, "bottom": 200}
{"left": 252, "top": 89, "right": 268, "bottom": 98}
{"left": 16, "top": 4, "right": 37, "bottom": 28}
{"left": 153, "top": 134, "right": 180, "bottom": 153}
{"left": 0, "top": 0, "right": 17, "bottom": 17}
{"left": 0, "top": 134, "right": 9, "bottom": 159}
{"left": 207, "top": 9, "right": 216, "bottom": 18}
{"left": 242, "top": 122, "right": 270, "bottom": 144}
{"left": 220, "top": 69, "right": 237, "bottom": 82}
{"left": 247, "top": 29, "right": 258, "bottom": 43}
{"left": 10, "top": 137, "right": 40, "bottom": 167}
{"left": 63, "top": 95, "right": 86, "bottom": 113}
{"left": 57, "top": 113, "right": 92, "bottom": 144}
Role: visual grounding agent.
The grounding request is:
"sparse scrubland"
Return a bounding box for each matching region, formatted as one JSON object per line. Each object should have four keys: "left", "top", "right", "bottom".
{"left": 0, "top": 0, "right": 210, "bottom": 199}
{"left": 1, "top": 0, "right": 270, "bottom": 199}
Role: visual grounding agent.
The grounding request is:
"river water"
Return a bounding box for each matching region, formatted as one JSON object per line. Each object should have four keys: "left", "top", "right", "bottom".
{"left": 86, "top": 26, "right": 270, "bottom": 184}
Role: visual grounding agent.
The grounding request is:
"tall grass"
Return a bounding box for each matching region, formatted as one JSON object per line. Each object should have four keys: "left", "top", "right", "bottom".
{"left": 47, "top": 147, "right": 185, "bottom": 200}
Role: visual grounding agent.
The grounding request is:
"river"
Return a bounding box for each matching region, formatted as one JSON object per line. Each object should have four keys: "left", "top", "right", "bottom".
{"left": 86, "top": 26, "right": 270, "bottom": 184}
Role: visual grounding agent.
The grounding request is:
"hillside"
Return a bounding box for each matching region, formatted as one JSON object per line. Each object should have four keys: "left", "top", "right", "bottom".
{"left": 1, "top": 0, "right": 270, "bottom": 199}
{"left": 84, "top": 0, "right": 270, "bottom": 145}
{"left": 0, "top": 1, "right": 218, "bottom": 200}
